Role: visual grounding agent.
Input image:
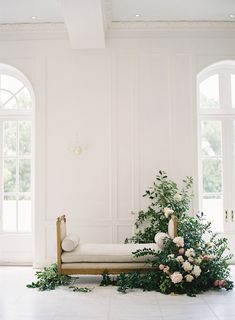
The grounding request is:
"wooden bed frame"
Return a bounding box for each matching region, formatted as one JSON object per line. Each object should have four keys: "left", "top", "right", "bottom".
{"left": 57, "top": 214, "right": 177, "bottom": 275}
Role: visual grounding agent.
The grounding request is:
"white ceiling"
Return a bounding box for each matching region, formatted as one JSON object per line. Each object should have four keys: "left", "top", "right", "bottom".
{"left": 0, "top": 0, "right": 235, "bottom": 24}
{"left": 0, "top": 0, "right": 63, "bottom": 23}
{"left": 112, "top": 0, "right": 235, "bottom": 22}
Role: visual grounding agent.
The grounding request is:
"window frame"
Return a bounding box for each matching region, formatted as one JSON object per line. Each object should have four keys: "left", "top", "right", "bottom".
{"left": 197, "top": 61, "right": 235, "bottom": 233}
{"left": 0, "top": 65, "right": 35, "bottom": 234}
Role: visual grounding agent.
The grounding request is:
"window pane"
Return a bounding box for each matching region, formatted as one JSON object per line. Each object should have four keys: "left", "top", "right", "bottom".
{"left": 203, "top": 159, "right": 222, "bottom": 193}
{"left": 3, "top": 121, "right": 17, "bottom": 156}
{"left": 231, "top": 74, "right": 235, "bottom": 108}
{"left": 19, "top": 159, "right": 31, "bottom": 192}
{"left": 19, "top": 121, "right": 31, "bottom": 155}
{"left": 3, "top": 96, "right": 17, "bottom": 109}
{"left": 0, "top": 89, "right": 12, "bottom": 107}
{"left": 18, "top": 195, "right": 31, "bottom": 232}
{"left": 203, "top": 196, "right": 223, "bottom": 232}
{"left": 1, "top": 75, "right": 24, "bottom": 93}
{"left": 201, "top": 121, "right": 222, "bottom": 156}
{"left": 16, "top": 88, "right": 32, "bottom": 109}
{"left": 4, "top": 159, "right": 16, "bottom": 192}
{"left": 200, "top": 74, "right": 219, "bottom": 108}
{"left": 3, "top": 195, "right": 17, "bottom": 232}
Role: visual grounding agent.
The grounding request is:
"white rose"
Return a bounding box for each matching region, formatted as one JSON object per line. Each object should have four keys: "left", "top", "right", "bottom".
{"left": 174, "top": 193, "right": 182, "bottom": 201}
{"left": 185, "top": 274, "right": 194, "bottom": 282}
{"left": 173, "top": 236, "right": 184, "bottom": 247}
{"left": 163, "top": 207, "right": 174, "bottom": 218}
{"left": 176, "top": 255, "right": 184, "bottom": 263}
{"left": 182, "top": 261, "right": 193, "bottom": 272}
{"left": 191, "top": 265, "right": 201, "bottom": 278}
{"left": 170, "top": 272, "right": 183, "bottom": 284}
{"left": 195, "top": 257, "right": 202, "bottom": 265}
{"left": 209, "top": 254, "right": 216, "bottom": 259}
{"left": 185, "top": 248, "right": 195, "bottom": 257}
{"left": 206, "top": 242, "right": 213, "bottom": 248}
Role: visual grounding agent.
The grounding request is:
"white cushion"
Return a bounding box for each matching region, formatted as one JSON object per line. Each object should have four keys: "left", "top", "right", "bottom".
{"left": 154, "top": 232, "right": 169, "bottom": 249}
{"left": 61, "top": 243, "right": 159, "bottom": 263}
{"left": 62, "top": 234, "right": 80, "bottom": 252}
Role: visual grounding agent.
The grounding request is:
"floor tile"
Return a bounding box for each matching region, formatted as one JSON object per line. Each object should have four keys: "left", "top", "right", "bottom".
{"left": 0, "top": 266, "right": 234, "bottom": 320}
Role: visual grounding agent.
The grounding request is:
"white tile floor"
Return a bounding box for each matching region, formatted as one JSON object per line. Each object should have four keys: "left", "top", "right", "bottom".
{"left": 0, "top": 266, "right": 235, "bottom": 320}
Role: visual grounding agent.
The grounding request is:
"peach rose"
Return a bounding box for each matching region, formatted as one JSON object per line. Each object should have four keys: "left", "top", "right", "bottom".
{"left": 170, "top": 272, "right": 183, "bottom": 284}
{"left": 159, "top": 264, "right": 165, "bottom": 270}
{"left": 163, "top": 266, "right": 170, "bottom": 274}
{"left": 214, "top": 280, "right": 220, "bottom": 287}
{"left": 176, "top": 255, "right": 184, "bottom": 263}
{"left": 219, "top": 280, "right": 225, "bottom": 287}
{"left": 182, "top": 261, "right": 193, "bottom": 272}
{"left": 185, "top": 274, "right": 194, "bottom": 283}
{"left": 173, "top": 237, "right": 184, "bottom": 248}
{"left": 179, "top": 248, "right": 185, "bottom": 255}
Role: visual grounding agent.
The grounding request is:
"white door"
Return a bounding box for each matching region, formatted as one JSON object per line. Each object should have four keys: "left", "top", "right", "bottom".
{"left": 0, "top": 67, "right": 34, "bottom": 265}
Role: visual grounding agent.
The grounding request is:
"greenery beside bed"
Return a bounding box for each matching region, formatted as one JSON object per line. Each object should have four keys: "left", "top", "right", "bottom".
{"left": 27, "top": 171, "right": 233, "bottom": 296}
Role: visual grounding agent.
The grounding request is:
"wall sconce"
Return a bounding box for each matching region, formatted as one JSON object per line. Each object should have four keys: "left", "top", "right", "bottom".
{"left": 70, "top": 145, "right": 83, "bottom": 156}
{"left": 69, "top": 134, "right": 86, "bottom": 156}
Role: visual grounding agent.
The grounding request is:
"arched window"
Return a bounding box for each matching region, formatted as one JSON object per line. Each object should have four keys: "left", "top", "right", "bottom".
{"left": 198, "top": 61, "right": 235, "bottom": 233}
{"left": 0, "top": 64, "right": 34, "bottom": 233}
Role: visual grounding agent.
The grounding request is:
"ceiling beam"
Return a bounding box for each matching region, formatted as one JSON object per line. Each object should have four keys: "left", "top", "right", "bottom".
{"left": 57, "top": 0, "right": 106, "bottom": 49}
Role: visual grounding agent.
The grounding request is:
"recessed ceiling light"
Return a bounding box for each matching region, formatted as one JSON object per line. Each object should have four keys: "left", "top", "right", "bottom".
{"left": 31, "top": 16, "right": 37, "bottom": 20}
{"left": 135, "top": 14, "right": 141, "bottom": 18}
{"left": 229, "top": 14, "right": 235, "bottom": 18}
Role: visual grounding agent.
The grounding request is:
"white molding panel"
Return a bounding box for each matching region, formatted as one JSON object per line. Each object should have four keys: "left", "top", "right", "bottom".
{"left": 0, "top": 23, "right": 235, "bottom": 265}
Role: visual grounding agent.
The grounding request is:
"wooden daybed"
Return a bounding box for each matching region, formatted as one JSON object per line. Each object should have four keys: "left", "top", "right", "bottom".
{"left": 57, "top": 214, "right": 177, "bottom": 275}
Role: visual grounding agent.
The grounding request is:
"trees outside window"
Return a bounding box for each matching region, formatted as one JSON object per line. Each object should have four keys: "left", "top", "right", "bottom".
{"left": 0, "top": 65, "right": 34, "bottom": 233}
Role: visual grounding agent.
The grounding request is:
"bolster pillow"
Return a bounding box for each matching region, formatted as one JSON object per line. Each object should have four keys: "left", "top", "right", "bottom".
{"left": 154, "top": 232, "right": 169, "bottom": 250}
{"left": 62, "top": 234, "right": 80, "bottom": 252}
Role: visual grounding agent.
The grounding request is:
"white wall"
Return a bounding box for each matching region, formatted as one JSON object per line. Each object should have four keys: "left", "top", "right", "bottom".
{"left": 0, "top": 23, "right": 235, "bottom": 266}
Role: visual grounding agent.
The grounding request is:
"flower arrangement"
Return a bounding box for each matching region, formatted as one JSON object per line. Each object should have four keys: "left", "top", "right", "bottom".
{"left": 114, "top": 171, "right": 234, "bottom": 296}
{"left": 130, "top": 215, "right": 233, "bottom": 296}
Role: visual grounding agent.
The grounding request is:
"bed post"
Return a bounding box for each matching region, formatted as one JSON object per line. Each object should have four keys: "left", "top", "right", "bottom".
{"left": 56, "top": 215, "right": 66, "bottom": 275}
{"left": 168, "top": 215, "right": 178, "bottom": 239}
{"left": 172, "top": 215, "right": 178, "bottom": 238}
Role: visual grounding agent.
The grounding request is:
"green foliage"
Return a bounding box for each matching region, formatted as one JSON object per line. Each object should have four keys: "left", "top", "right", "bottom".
{"left": 100, "top": 271, "right": 116, "bottom": 286}
{"left": 69, "top": 286, "right": 93, "bottom": 293}
{"left": 126, "top": 171, "right": 193, "bottom": 243}
{"left": 27, "top": 264, "right": 72, "bottom": 291}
